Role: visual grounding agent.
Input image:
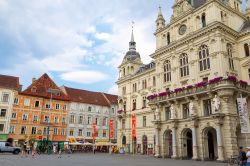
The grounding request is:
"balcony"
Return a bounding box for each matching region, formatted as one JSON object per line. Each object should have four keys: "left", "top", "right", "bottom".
{"left": 147, "top": 76, "right": 250, "bottom": 104}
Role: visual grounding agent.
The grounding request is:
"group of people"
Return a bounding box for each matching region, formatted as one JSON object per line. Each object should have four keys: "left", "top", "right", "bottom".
{"left": 239, "top": 146, "right": 250, "bottom": 166}
{"left": 21, "top": 141, "right": 38, "bottom": 159}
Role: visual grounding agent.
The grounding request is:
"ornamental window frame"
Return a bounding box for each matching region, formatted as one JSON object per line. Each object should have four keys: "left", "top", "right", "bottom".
{"left": 180, "top": 53, "right": 189, "bottom": 77}
{"left": 164, "top": 60, "right": 171, "bottom": 82}
{"left": 198, "top": 45, "right": 210, "bottom": 71}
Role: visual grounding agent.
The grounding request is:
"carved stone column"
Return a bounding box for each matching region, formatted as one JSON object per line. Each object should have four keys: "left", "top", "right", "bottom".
{"left": 172, "top": 127, "right": 177, "bottom": 158}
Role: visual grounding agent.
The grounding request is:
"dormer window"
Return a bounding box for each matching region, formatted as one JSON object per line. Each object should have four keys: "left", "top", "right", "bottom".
{"left": 31, "top": 87, "right": 37, "bottom": 93}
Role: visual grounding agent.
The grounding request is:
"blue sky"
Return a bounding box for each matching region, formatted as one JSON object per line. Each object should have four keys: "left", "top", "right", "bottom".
{"left": 0, "top": 0, "right": 247, "bottom": 94}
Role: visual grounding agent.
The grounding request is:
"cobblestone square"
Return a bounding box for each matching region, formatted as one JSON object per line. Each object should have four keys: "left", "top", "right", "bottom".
{"left": 0, "top": 153, "right": 229, "bottom": 166}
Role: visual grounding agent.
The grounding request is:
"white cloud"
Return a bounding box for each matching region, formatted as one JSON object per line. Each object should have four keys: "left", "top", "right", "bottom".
{"left": 60, "top": 70, "right": 109, "bottom": 84}
{"left": 107, "top": 84, "right": 118, "bottom": 95}
{"left": 95, "top": 32, "right": 111, "bottom": 41}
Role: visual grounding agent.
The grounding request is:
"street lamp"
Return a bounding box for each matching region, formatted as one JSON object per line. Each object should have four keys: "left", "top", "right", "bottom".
{"left": 46, "top": 88, "right": 60, "bottom": 141}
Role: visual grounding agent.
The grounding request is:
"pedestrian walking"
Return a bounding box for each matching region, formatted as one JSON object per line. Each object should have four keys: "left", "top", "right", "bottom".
{"left": 32, "top": 143, "right": 37, "bottom": 159}
{"left": 239, "top": 147, "right": 247, "bottom": 166}
{"left": 58, "top": 148, "right": 62, "bottom": 158}
{"left": 53, "top": 145, "right": 57, "bottom": 154}
{"left": 93, "top": 146, "right": 96, "bottom": 154}
{"left": 246, "top": 147, "right": 250, "bottom": 166}
{"left": 21, "top": 142, "right": 28, "bottom": 158}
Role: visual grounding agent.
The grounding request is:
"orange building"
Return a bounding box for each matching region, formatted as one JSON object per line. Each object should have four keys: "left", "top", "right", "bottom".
{"left": 9, "top": 73, "right": 69, "bottom": 144}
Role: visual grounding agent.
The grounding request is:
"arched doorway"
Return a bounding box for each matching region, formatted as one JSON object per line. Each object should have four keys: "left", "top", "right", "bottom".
{"left": 122, "top": 135, "right": 126, "bottom": 148}
{"left": 163, "top": 130, "right": 173, "bottom": 158}
{"left": 182, "top": 128, "right": 193, "bottom": 159}
{"left": 142, "top": 135, "right": 148, "bottom": 155}
{"left": 203, "top": 127, "right": 218, "bottom": 160}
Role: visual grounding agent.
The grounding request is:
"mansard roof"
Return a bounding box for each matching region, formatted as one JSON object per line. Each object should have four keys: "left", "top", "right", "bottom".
{"left": 0, "top": 74, "right": 21, "bottom": 91}
{"left": 21, "top": 73, "right": 69, "bottom": 101}
{"left": 136, "top": 61, "right": 156, "bottom": 74}
{"left": 64, "top": 86, "right": 117, "bottom": 107}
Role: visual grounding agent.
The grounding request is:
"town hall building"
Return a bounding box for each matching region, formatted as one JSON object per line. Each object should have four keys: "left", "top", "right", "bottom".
{"left": 116, "top": 0, "right": 250, "bottom": 161}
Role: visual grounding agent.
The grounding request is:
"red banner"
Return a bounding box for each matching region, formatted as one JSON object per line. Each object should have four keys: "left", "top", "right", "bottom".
{"left": 132, "top": 115, "right": 136, "bottom": 138}
{"left": 109, "top": 119, "right": 114, "bottom": 139}
{"left": 93, "top": 123, "right": 96, "bottom": 140}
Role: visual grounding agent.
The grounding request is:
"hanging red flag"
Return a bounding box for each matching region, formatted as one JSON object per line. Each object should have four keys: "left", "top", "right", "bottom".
{"left": 93, "top": 123, "right": 96, "bottom": 140}
{"left": 132, "top": 115, "right": 136, "bottom": 138}
{"left": 109, "top": 119, "right": 114, "bottom": 139}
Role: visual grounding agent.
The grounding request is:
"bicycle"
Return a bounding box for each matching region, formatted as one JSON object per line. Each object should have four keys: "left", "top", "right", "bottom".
{"left": 228, "top": 155, "right": 240, "bottom": 165}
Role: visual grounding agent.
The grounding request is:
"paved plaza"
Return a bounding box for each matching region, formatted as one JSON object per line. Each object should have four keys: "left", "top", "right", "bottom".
{"left": 0, "top": 153, "right": 229, "bottom": 166}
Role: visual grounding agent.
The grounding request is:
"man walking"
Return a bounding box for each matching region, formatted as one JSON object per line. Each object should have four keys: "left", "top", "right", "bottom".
{"left": 246, "top": 147, "right": 250, "bottom": 166}
{"left": 239, "top": 147, "right": 247, "bottom": 166}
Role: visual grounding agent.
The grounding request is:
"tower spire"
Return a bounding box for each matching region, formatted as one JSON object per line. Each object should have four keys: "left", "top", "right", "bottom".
{"left": 129, "top": 21, "right": 136, "bottom": 50}
{"left": 156, "top": 5, "right": 165, "bottom": 30}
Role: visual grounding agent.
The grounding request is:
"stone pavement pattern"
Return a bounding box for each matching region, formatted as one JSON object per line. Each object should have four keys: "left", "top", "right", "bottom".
{"left": 0, "top": 153, "right": 228, "bottom": 166}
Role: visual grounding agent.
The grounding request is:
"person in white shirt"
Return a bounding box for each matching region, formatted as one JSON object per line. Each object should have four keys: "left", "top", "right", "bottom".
{"left": 246, "top": 147, "right": 250, "bottom": 166}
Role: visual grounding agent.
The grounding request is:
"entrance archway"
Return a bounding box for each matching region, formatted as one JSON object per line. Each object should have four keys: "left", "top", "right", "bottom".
{"left": 142, "top": 135, "right": 148, "bottom": 155}
{"left": 182, "top": 128, "right": 193, "bottom": 159}
{"left": 163, "top": 130, "right": 173, "bottom": 158}
{"left": 122, "top": 135, "right": 126, "bottom": 147}
{"left": 203, "top": 127, "right": 218, "bottom": 160}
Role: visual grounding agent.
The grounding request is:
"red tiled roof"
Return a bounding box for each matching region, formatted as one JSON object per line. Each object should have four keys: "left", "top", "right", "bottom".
{"left": 21, "top": 73, "right": 69, "bottom": 101}
{"left": 0, "top": 74, "right": 21, "bottom": 91}
{"left": 64, "top": 86, "right": 117, "bottom": 107}
{"left": 102, "top": 93, "right": 118, "bottom": 105}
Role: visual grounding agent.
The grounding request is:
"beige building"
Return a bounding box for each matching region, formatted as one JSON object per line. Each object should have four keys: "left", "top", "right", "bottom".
{"left": 116, "top": 0, "right": 250, "bottom": 161}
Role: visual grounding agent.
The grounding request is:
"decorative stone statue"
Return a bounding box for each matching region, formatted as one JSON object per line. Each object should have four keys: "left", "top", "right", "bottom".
{"left": 170, "top": 104, "right": 177, "bottom": 119}
{"left": 189, "top": 100, "right": 196, "bottom": 116}
{"left": 212, "top": 95, "right": 221, "bottom": 113}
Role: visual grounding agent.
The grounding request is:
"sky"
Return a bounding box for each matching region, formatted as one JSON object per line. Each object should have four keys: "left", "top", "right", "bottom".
{"left": 0, "top": 0, "right": 247, "bottom": 94}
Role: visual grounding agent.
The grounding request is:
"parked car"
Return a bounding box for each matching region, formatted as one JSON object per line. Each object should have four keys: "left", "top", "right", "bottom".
{"left": 0, "top": 142, "right": 21, "bottom": 154}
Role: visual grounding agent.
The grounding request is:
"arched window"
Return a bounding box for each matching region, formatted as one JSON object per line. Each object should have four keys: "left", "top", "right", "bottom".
{"left": 180, "top": 53, "right": 189, "bottom": 77}
{"left": 201, "top": 13, "right": 206, "bottom": 28}
{"left": 244, "top": 43, "right": 250, "bottom": 57}
{"left": 167, "top": 32, "right": 170, "bottom": 45}
{"left": 227, "top": 44, "right": 234, "bottom": 70}
{"left": 164, "top": 60, "right": 171, "bottom": 82}
{"left": 198, "top": 45, "right": 210, "bottom": 71}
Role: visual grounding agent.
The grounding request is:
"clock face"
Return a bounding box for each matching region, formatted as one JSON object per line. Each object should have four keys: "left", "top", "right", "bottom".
{"left": 179, "top": 25, "right": 187, "bottom": 35}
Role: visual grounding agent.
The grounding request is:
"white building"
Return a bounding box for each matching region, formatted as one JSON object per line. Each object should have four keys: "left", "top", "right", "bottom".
{"left": 62, "top": 86, "right": 118, "bottom": 144}
{"left": 117, "top": 0, "right": 250, "bottom": 161}
{"left": 0, "top": 74, "right": 21, "bottom": 141}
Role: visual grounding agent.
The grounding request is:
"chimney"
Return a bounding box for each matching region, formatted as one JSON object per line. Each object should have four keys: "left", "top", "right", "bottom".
{"left": 32, "top": 78, "right": 36, "bottom": 83}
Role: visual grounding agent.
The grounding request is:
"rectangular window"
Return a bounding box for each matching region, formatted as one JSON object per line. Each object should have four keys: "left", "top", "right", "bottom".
{"left": 143, "top": 116, "right": 146, "bottom": 127}
{"left": 43, "top": 127, "right": 47, "bottom": 135}
{"left": 33, "top": 115, "right": 38, "bottom": 122}
{"left": 11, "top": 112, "right": 17, "bottom": 119}
{"left": 63, "top": 105, "right": 67, "bottom": 110}
{"left": 62, "top": 117, "right": 66, "bottom": 124}
{"left": 31, "top": 127, "right": 37, "bottom": 135}
{"left": 24, "top": 98, "right": 30, "bottom": 106}
{"left": 45, "top": 103, "right": 51, "bottom": 109}
{"left": 70, "top": 115, "right": 75, "bottom": 124}
{"left": 87, "top": 132, "right": 91, "bottom": 137}
{"left": 103, "top": 130, "right": 106, "bottom": 137}
{"left": 22, "top": 114, "right": 28, "bottom": 121}
{"left": 44, "top": 116, "right": 49, "bottom": 123}
{"left": 88, "top": 106, "right": 92, "bottom": 112}
{"left": 165, "top": 107, "right": 171, "bottom": 121}
{"left": 182, "top": 103, "right": 189, "bottom": 119}
{"left": 103, "top": 117, "right": 107, "bottom": 126}
{"left": 203, "top": 99, "right": 212, "bottom": 116}
{"left": 35, "top": 101, "right": 40, "bottom": 107}
{"left": 61, "top": 129, "right": 65, "bottom": 135}
{"left": 9, "top": 126, "right": 15, "bottom": 134}
{"left": 112, "top": 108, "right": 115, "bottom": 114}
{"left": 153, "top": 76, "right": 156, "bottom": 86}
{"left": 53, "top": 128, "right": 58, "bottom": 135}
{"left": 56, "top": 104, "right": 60, "bottom": 110}
{"left": 2, "top": 93, "right": 9, "bottom": 102}
{"left": 69, "top": 129, "right": 74, "bottom": 136}
{"left": 0, "top": 124, "right": 4, "bottom": 132}
{"left": 95, "top": 118, "right": 98, "bottom": 125}
{"left": 79, "top": 116, "right": 83, "bottom": 124}
{"left": 122, "top": 119, "right": 125, "bottom": 129}
{"left": 78, "top": 129, "right": 82, "bottom": 136}
{"left": 14, "top": 97, "right": 19, "bottom": 105}
{"left": 0, "top": 109, "right": 7, "bottom": 117}
{"left": 20, "top": 126, "right": 26, "bottom": 134}
{"left": 142, "top": 97, "right": 146, "bottom": 108}
{"left": 87, "top": 117, "right": 91, "bottom": 125}
{"left": 54, "top": 117, "right": 59, "bottom": 123}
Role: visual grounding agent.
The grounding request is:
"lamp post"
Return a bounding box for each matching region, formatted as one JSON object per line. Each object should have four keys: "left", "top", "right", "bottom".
{"left": 46, "top": 88, "right": 60, "bottom": 141}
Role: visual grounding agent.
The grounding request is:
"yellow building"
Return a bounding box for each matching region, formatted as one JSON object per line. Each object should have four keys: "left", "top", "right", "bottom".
{"left": 117, "top": 0, "right": 250, "bottom": 161}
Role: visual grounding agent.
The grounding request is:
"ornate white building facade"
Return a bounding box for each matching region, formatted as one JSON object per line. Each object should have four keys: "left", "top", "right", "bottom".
{"left": 116, "top": 0, "right": 250, "bottom": 161}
